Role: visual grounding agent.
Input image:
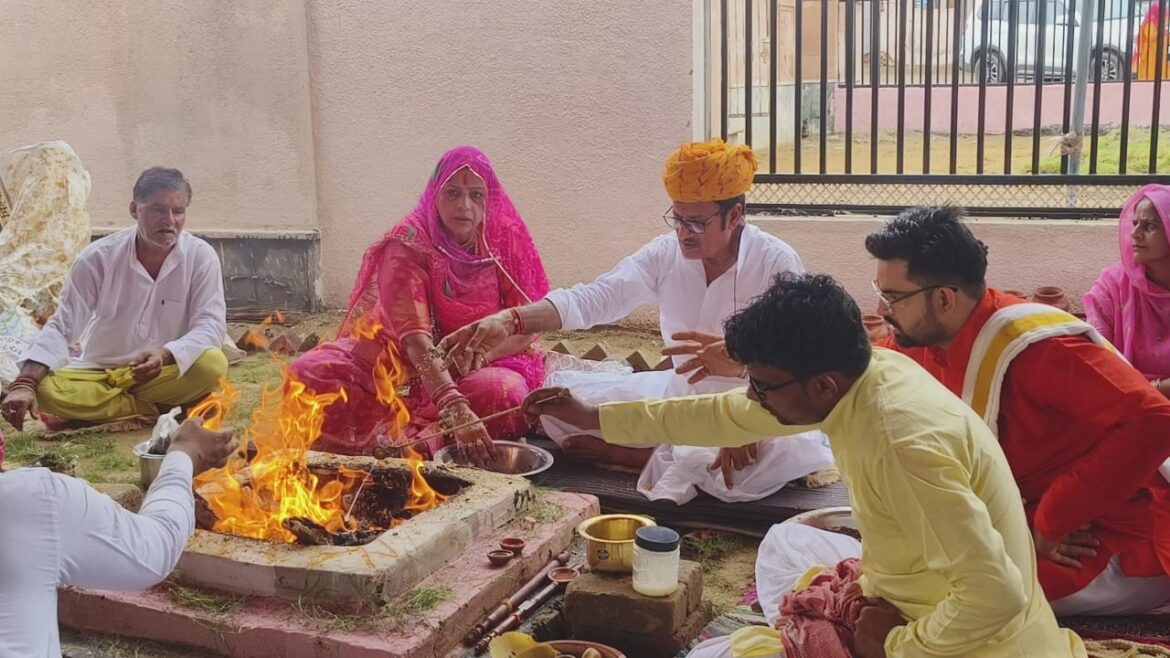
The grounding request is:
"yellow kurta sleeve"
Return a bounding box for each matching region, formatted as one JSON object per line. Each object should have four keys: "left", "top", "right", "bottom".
{"left": 874, "top": 441, "right": 1030, "bottom": 658}
{"left": 597, "top": 387, "right": 818, "bottom": 448}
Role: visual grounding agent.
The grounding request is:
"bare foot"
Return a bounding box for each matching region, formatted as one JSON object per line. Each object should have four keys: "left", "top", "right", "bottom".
{"left": 561, "top": 435, "right": 653, "bottom": 469}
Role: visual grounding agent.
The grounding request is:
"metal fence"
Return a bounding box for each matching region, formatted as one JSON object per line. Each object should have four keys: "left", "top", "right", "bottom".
{"left": 717, "top": 0, "right": 1170, "bottom": 217}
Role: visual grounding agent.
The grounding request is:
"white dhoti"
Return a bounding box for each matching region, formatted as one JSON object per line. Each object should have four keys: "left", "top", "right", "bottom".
{"left": 542, "top": 365, "right": 834, "bottom": 504}
{"left": 1049, "top": 556, "right": 1170, "bottom": 616}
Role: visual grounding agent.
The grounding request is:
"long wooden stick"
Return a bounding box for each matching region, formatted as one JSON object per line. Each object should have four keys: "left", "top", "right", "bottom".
{"left": 410, "top": 391, "right": 567, "bottom": 445}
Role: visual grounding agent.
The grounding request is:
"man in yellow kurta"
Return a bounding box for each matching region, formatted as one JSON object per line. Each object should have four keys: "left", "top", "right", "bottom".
{"left": 524, "top": 273, "right": 1085, "bottom": 658}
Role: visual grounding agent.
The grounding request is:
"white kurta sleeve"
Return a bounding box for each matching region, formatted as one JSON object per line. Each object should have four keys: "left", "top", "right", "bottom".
{"left": 56, "top": 451, "right": 195, "bottom": 590}
{"left": 21, "top": 254, "right": 102, "bottom": 372}
{"left": 543, "top": 236, "right": 665, "bottom": 330}
{"left": 163, "top": 241, "right": 227, "bottom": 375}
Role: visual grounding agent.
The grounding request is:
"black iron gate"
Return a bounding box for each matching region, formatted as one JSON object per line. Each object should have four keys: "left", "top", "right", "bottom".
{"left": 717, "top": 0, "right": 1170, "bottom": 217}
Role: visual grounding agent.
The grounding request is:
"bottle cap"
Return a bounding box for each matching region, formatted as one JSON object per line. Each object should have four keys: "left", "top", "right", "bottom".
{"left": 635, "top": 526, "right": 680, "bottom": 552}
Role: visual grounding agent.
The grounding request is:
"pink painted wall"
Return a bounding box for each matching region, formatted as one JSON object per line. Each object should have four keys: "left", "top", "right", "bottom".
{"left": 834, "top": 81, "right": 1170, "bottom": 134}
{"left": 753, "top": 215, "right": 1118, "bottom": 313}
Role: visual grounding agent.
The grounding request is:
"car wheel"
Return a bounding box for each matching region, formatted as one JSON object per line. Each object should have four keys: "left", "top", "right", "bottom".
{"left": 1092, "top": 50, "right": 1123, "bottom": 81}
{"left": 975, "top": 50, "right": 1007, "bottom": 83}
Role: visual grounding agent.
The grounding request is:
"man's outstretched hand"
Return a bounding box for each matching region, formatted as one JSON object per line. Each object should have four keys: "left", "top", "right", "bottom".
{"left": 708, "top": 443, "right": 760, "bottom": 488}
{"left": 521, "top": 387, "right": 601, "bottom": 431}
{"left": 663, "top": 331, "right": 745, "bottom": 385}
{"left": 438, "top": 311, "right": 515, "bottom": 366}
{"left": 168, "top": 419, "right": 238, "bottom": 474}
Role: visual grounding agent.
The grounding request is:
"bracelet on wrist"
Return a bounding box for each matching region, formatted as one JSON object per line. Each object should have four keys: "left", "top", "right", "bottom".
{"left": 507, "top": 308, "right": 525, "bottom": 336}
{"left": 6, "top": 382, "right": 36, "bottom": 396}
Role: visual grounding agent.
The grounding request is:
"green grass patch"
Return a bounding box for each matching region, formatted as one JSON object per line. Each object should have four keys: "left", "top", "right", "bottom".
{"left": 386, "top": 586, "right": 454, "bottom": 626}
{"left": 3, "top": 430, "right": 41, "bottom": 463}
{"left": 166, "top": 584, "right": 246, "bottom": 618}
{"left": 292, "top": 585, "right": 453, "bottom": 631}
{"left": 682, "top": 533, "right": 745, "bottom": 565}
{"left": 1035, "top": 127, "right": 1170, "bottom": 174}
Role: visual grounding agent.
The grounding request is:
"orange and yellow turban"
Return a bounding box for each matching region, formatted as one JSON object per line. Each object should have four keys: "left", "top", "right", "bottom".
{"left": 662, "top": 139, "right": 757, "bottom": 203}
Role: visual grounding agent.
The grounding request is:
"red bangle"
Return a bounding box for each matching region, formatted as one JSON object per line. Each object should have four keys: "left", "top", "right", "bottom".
{"left": 431, "top": 382, "right": 458, "bottom": 400}
{"left": 436, "top": 393, "right": 468, "bottom": 411}
{"left": 508, "top": 308, "right": 525, "bottom": 335}
{"left": 11, "top": 376, "right": 38, "bottom": 389}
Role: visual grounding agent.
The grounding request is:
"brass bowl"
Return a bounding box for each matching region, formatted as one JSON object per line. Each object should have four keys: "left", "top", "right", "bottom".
{"left": 576, "top": 514, "right": 656, "bottom": 573}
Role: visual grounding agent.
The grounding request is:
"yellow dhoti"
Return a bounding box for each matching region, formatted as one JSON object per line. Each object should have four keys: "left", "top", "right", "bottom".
{"left": 36, "top": 348, "right": 227, "bottom": 423}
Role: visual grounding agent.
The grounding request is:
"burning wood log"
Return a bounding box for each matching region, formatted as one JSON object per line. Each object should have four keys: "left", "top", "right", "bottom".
{"left": 282, "top": 517, "right": 385, "bottom": 547}
{"left": 194, "top": 492, "right": 219, "bottom": 531}
{"left": 283, "top": 518, "right": 332, "bottom": 546}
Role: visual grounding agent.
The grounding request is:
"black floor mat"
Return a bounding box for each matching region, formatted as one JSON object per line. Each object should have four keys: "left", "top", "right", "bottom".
{"left": 527, "top": 437, "right": 850, "bottom": 536}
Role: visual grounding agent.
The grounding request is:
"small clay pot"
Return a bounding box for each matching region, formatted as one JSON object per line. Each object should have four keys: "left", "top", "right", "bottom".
{"left": 1032, "top": 286, "right": 1071, "bottom": 312}
{"left": 861, "top": 314, "right": 890, "bottom": 341}
{"left": 500, "top": 537, "right": 526, "bottom": 555}
{"left": 487, "top": 549, "right": 514, "bottom": 567}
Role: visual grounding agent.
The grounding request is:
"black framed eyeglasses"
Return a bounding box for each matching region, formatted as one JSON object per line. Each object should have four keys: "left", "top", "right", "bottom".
{"left": 748, "top": 376, "right": 804, "bottom": 400}
{"left": 870, "top": 280, "right": 959, "bottom": 308}
{"left": 662, "top": 207, "right": 723, "bottom": 235}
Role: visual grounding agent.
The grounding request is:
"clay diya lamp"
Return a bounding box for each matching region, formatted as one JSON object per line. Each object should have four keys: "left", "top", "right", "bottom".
{"left": 500, "top": 537, "right": 526, "bottom": 556}
{"left": 1032, "top": 286, "right": 1071, "bottom": 312}
{"left": 487, "top": 549, "right": 514, "bottom": 567}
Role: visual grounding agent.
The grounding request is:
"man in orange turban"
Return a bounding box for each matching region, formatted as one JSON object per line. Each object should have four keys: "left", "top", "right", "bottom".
{"left": 441, "top": 140, "right": 830, "bottom": 504}
{"left": 662, "top": 138, "right": 757, "bottom": 204}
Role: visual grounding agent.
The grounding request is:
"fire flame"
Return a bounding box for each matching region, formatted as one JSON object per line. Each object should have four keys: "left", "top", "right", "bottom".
{"left": 192, "top": 320, "right": 442, "bottom": 543}
{"left": 238, "top": 311, "right": 287, "bottom": 351}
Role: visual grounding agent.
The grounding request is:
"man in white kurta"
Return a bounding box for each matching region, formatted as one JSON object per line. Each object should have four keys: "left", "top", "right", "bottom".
{"left": 1, "top": 167, "right": 228, "bottom": 431}
{"left": 441, "top": 140, "right": 833, "bottom": 503}
{"left": 0, "top": 420, "right": 236, "bottom": 657}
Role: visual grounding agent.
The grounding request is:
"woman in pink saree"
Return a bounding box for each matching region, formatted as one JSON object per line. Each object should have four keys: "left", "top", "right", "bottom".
{"left": 289, "top": 147, "right": 549, "bottom": 458}
{"left": 1084, "top": 184, "right": 1170, "bottom": 399}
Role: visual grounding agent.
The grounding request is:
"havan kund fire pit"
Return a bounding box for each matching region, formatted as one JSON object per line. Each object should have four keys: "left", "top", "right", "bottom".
{"left": 172, "top": 325, "right": 532, "bottom": 606}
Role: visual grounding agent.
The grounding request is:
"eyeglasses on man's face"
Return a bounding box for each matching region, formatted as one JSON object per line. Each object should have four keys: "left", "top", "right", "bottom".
{"left": 748, "top": 375, "right": 803, "bottom": 400}
{"left": 870, "top": 280, "right": 959, "bottom": 309}
{"left": 662, "top": 207, "right": 723, "bottom": 235}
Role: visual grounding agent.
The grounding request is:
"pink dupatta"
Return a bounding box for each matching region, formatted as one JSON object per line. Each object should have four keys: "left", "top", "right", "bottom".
{"left": 1084, "top": 184, "right": 1170, "bottom": 380}
{"left": 342, "top": 146, "right": 549, "bottom": 384}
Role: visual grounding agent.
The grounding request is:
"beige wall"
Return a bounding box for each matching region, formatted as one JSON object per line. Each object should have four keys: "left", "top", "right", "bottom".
{"left": 2, "top": 1, "right": 1118, "bottom": 312}
{"left": 305, "top": 1, "right": 694, "bottom": 304}
{"left": 756, "top": 216, "right": 1117, "bottom": 314}
{"left": 1, "top": 0, "right": 318, "bottom": 233}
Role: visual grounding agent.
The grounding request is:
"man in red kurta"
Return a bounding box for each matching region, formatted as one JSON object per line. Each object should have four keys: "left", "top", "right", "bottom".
{"left": 865, "top": 206, "right": 1170, "bottom": 615}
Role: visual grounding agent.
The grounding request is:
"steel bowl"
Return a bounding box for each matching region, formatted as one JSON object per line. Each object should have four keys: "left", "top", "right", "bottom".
{"left": 132, "top": 441, "right": 166, "bottom": 489}
{"left": 431, "top": 440, "right": 553, "bottom": 478}
{"left": 576, "top": 514, "right": 656, "bottom": 573}
{"left": 783, "top": 506, "right": 859, "bottom": 539}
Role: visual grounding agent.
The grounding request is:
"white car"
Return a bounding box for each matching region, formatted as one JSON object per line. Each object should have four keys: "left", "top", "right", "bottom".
{"left": 960, "top": 0, "right": 1152, "bottom": 82}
